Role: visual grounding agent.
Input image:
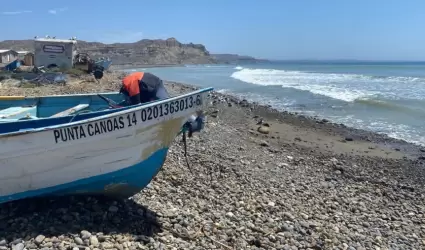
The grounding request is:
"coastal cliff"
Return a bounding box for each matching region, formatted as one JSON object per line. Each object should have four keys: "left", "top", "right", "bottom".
{"left": 0, "top": 38, "right": 268, "bottom": 66}
{"left": 0, "top": 38, "right": 215, "bottom": 66}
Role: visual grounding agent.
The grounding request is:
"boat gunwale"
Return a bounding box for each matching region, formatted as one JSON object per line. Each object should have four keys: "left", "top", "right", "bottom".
{"left": 0, "top": 87, "right": 213, "bottom": 138}
{"left": 0, "top": 91, "right": 123, "bottom": 100}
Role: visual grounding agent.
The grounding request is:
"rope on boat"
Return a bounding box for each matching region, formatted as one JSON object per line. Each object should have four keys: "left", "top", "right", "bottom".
{"left": 69, "top": 109, "right": 92, "bottom": 122}
{"left": 178, "top": 124, "right": 193, "bottom": 174}
{"left": 182, "top": 131, "right": 193, "bottom": 174}
{"left": 177, "top": 111, "right": 208, "bottom": 175}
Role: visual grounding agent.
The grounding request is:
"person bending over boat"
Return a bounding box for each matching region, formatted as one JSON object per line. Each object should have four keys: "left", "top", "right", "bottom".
{"left": 118, "top": 71, "right": 206, "bottom": 138}
{"left": 119, "top": 72, "right": 170, "bottom": 105}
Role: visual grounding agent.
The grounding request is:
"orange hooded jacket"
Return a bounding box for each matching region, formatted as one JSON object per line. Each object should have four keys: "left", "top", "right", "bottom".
{"left": 121, "top": 72, "right": 144, "bottom": 97}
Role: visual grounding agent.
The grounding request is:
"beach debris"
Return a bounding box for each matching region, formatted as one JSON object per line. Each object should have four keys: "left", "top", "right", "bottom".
{"left": 209, "top": 109, "right": 219, "bottom": 118}
{"left": 259, "top": 140, "right": 269, "bottom": 147}
{"left": 344, "top": 136, "right": 354, "bottom": 142}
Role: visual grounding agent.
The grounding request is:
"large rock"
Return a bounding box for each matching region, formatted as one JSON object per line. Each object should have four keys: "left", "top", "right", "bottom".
{"left": 257, "top": 126, "right": 270, "bottom": 134}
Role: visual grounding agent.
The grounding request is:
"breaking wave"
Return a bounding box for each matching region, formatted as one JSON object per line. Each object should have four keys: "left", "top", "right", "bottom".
{"left": 230, "top": 68, "right": 425, "bottom": 103}
{"left": 354, "top": 97, "right": 425, "bottom": 116}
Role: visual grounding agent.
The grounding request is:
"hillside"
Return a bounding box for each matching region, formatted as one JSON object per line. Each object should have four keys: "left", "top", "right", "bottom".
{"left": 0, "top": 38, "right": 216, "bottom": 66}
{"left": 0, "top": 38, "right": 269, "bottom": 66}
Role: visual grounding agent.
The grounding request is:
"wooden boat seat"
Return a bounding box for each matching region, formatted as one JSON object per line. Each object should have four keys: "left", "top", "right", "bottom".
{"left": 0, "top": 106, "right": 37, "bottom": 120}
{"left": 51, "top": 104, "right": 90, "bottom": 118}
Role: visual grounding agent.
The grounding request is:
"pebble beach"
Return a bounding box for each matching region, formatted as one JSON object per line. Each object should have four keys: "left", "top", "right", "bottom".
{"left": 0, "top": 74, "right": 425, "bottom": 250}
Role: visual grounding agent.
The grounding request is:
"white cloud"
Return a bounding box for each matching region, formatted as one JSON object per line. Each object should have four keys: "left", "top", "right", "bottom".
{"left": 97, "top": 31, "right": 144, "bottom": 43}
{"left": 1, "top": 10, "right": 32, "bottom": 15}
{"left": 48, "top": 7, "right": 68, "bottom": 15}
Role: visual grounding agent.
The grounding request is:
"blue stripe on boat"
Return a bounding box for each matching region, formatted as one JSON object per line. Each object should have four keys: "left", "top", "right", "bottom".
{"left": 0, "top": 106, "right": 129, "bottom": 134}
{"left": 0, "top": 147, "right": 169, "bottom": 204}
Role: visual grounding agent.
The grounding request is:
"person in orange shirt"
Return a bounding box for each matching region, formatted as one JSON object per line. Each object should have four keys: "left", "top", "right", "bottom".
{"left": 119, "top": 71, "right": 206, "bottom": 137}
{"left": 119, "top": 72, "right": 170, "bottom": 105}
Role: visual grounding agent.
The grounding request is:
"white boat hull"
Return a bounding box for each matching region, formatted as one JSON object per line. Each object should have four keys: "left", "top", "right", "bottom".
{"left": 0, "top": 88, "right": 211, "bottom": 203}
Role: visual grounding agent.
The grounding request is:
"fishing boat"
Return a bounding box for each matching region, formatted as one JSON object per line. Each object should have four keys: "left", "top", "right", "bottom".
{"left": 73, "top": 53, "right": 112, "bottom": 80}
{"left": 0, "top": 87, "right": 213, "bottom": 204}
{"left": 95, "top": 57, "right": 112, "bottom": 71}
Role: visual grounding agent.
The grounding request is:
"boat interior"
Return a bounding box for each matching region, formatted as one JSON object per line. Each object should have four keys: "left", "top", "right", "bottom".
{"left": 0, "top": 92, "right": 132, "bottom": 134}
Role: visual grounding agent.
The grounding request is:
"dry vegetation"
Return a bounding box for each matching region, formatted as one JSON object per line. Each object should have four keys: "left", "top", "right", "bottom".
{"left": 0, "top": 71, "right": 127, "bottom": 96}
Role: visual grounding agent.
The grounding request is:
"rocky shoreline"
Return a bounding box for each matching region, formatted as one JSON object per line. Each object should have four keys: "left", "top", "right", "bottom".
{"left": 0, "top": 77, "right": 424, "bottom": 249}
{"left": 170, "top": 82, "right": 425, "bottom": 157}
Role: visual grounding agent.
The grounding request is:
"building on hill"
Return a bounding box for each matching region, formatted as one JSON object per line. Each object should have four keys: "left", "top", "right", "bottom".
{"left": 34, "top": 37, "right": 78, "bottom": 69}
{"left": 0, "top": 49, "right": 18, "bottom": 63}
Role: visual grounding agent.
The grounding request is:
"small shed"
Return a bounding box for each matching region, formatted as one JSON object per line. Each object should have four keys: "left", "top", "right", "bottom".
{"left": 34, "top": 38, "right": 78, "bottom": 69}
{"left": 24, "top": 52, "right": 34, "bottom": 66}
{"left": 0, "top": 49, "right": 19, "bottom": 63}
{"left": 17, "top": 51, "right": 30, "bottom": 60}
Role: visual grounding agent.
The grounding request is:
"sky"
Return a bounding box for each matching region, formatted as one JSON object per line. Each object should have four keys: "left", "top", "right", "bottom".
{"left": 1, "top": 0, "right": 425, "bottom": 61}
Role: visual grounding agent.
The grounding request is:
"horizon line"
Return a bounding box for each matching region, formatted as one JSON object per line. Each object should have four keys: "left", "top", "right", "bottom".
{"left": 0, "top": 38, "right": 424, "bottom": 62}
{"left": 265, "top": 59, "right": 425, "bottom": 63}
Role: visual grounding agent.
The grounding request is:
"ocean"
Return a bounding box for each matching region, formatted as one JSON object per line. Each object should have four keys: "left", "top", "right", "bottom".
{"left": 124, "top": 61, "right": 425, "bottom": 146}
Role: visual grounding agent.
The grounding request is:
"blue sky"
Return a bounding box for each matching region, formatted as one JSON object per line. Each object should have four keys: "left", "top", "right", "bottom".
{"left": 1, "top": 0, "right": 424, "bottom": 61}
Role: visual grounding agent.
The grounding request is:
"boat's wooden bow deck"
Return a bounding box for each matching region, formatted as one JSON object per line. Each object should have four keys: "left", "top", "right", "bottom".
{"left": 0, "top": 106, "right": 37, "bottom": 120}
{"left": 50, "top": 103, "right": 90, "bottom": 118}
